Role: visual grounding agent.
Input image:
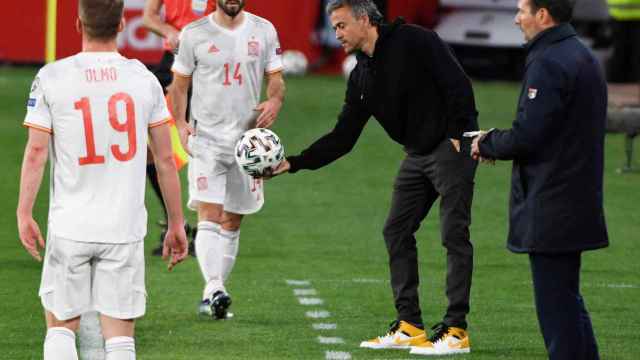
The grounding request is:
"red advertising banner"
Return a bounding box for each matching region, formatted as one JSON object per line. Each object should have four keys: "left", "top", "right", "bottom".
{"left": 0, "top": 1, "right": 435, "bottom": 65}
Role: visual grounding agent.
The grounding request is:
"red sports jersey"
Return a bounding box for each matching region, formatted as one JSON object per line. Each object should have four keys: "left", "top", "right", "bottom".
{"left": 163, "top": 0, "right": 215, "bottom": 50}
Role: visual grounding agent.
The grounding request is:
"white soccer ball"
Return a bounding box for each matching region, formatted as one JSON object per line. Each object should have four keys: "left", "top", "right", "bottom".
{"left": 235, "top": 128, "right": 285, "bottom": 177}
{"left": 342, "top": 54, "right": 358, "bottom": 79}
{"left": 282, "top": 50, "right": 309, "bottom": 76}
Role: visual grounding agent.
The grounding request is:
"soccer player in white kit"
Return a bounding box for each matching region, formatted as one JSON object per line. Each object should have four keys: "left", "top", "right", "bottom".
{"left": 16, "top": 1, "right": 188, "bottom": 358}
{"left": 169, "top": 0, "right": 285, "bottom": 319}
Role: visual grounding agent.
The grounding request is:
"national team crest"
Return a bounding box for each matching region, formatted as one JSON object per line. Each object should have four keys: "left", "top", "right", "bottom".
{"left": 528, "top": 88, "right": 538, "bottom": 99}
{"left": 248, "top": 40, "right": 260, "bottom": 57}
{"left": 197, "top": 176, "right": 208, "bottom": 191}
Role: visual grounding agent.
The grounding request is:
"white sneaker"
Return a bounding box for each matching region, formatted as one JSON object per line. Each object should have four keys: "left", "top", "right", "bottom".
{"left": 360, "top": 320, "right": 427, "bottom": 349}
{"left": 410, "top": 323, "right": 470, "bottom": 356}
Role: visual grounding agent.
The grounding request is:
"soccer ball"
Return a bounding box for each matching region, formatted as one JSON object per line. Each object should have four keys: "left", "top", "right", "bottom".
{"left": 235, "top": 128, "right": 285, "bottom": 177}
{"left": 282, "top": 50, "right": 308, "bottom": 76}
{"left": 342, "top": 54, "right": 358, "bottom": 79}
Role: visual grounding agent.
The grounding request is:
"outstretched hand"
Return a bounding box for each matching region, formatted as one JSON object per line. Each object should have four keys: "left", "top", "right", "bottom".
{"left": 162, "top": 224, "right": 189, "bottom": 271}
{"left": 470, "top": 131, "right": 495, "bottom": 165}
{"left": 260, "top": 159, "right": 290, "bottom": 180}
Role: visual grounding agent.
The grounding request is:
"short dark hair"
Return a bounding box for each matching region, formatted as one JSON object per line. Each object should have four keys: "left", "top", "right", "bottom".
{"left": 326, "top": 0, "right": 384, "bottom": 27}
{"left": 530, "top": 0, "right": 575, "bottom": 23}
{"left": 79, "top": 0, "right": 124, "bottom": 40}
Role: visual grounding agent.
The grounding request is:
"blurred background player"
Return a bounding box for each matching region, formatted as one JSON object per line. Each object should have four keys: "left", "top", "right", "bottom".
{"left": 16, "top": 0, "right": 188, "bottom": 358}
{"left": 606, "top": 0, "right": 640, "bottom": 82}
{"left": 170, "top": 0, "right": 285, "bottom": 319}
{"left": 143, "top": 0, "right": 215, "bottom": 255}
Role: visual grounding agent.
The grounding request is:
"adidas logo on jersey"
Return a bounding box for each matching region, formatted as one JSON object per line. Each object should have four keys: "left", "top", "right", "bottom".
{"left": 208, "top": 44, "right": 220, "bottom": 54}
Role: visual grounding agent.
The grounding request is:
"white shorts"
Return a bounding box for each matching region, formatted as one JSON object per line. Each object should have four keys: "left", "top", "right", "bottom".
{"left": 188, "top": 136, "right": 264, "bottom": 214}
{"left": 39, "top": 234, "right": 146, "bottom": 321}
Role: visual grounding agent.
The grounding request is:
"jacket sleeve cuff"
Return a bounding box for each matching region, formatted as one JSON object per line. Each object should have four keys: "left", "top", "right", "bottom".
{"left": 287, "top": 156, "right": 302, "bottom": 174}
{"left": 478, "top": 130, "right": 496, "bottom": 158}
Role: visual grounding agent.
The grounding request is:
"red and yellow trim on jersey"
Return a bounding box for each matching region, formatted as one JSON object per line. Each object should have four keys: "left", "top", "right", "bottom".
{"left": 266, "top": 67, "right": 284, "bottom": 75}
{"left": 149, "top": 117, "right": 172, "bottom": 129}
{"left": 23, "top": 122, "right": 53, "bottom": 134}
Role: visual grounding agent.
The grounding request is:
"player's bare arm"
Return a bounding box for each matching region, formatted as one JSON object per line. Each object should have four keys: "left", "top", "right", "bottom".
{"left": 142, "top": 0, "right": 180, "bottom": 50}
{"left": 149, "top": 123, "right": 188, "bottom": 270}
{"left": 16, "top": 128, "right": 50, "bottom": 261}
{"left": 168, "top": 73, "right": 193, "bottom": 154}
{"left": 255, "top": 71, "right": 285, "bottom": 128}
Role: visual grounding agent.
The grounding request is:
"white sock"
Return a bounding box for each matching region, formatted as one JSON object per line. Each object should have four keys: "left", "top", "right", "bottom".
{"left": 44, "top": 327, "right": 78, "bottom": 360}
{"left": 104, "top": 336, "right": 135, "bottom": 360}
{"left": 220, "top": 228, "right": 240, "bottom": 281}
{"left": 195, "top": 221, "right": 225, "bottom": 300}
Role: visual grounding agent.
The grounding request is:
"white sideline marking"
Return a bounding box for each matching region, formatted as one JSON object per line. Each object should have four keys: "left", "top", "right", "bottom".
{"left": 313, "top": 323, "right": 337, "bottom": 330}
{"left": 306, "top": 310, "right": 331, "bottom": 319}
{"left": 352, "top": 278, "right": 386, "bottom": 283}
{"left": 286, "top": 279, "right": 311, "bottom": 286}
{"left": 318, "top": 336, "right": 345, "bottom": 344}
{"left": 523, "top": 281, "right": 639, "bottom": 289}
{"left": 298, "top": 297, "right": 324, "bottom": 305}
{"left": 78, "top": 312, "right": 105, "bottom": 360}
{"left": 325, "top": 351, "right": 352, "bottom": 360}
{"left": 294, "top": 288, "right": 317, "bottom": 296}
{"left": 604, "top": 283, "right": 638, "bottom": 289}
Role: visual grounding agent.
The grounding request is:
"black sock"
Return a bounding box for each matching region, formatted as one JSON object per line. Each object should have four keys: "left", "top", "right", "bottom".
{"left": 146, "top": 164, "right": 167, "bottom": 221}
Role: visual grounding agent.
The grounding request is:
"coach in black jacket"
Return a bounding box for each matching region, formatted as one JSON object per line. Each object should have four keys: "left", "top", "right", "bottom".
{"left": 271, "top": 0, "right": 478, "bottom": 353}
{"left": 472, "top": 0, "right": 608, "bottom": 359}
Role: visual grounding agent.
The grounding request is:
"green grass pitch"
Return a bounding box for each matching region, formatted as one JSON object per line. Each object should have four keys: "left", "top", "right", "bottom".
{"left": 1, "top": 66, "right": 638, "bottom": 359}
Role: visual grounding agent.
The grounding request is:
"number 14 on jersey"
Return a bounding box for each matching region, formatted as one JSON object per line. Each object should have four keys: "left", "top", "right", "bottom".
{"left": 223, "top": 63, "right": 243, "bottom": 86}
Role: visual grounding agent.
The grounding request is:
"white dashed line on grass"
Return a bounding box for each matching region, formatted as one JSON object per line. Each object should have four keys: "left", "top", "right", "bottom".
{"left": 306, "top": 310, "right": 331, "bottom": 319}
{"left": 313, "top": 323, "right": 337, "bottom": 330}
{"left": 286, "top": 279, "right": 311, "bottom": 286}
{"left": 325, "top": 351, "right": 352, "bottom": 360}
{"left": 294, "top": 288, "right": 318, "bottom": 296}
{"left": 318, "top": 336, "right": 345, "bottom": 344}
{"left": 287, "top": 279, "right": 350, "bottom": 359}
{"left": 298, "top": 297, "right": 324, "bottom": 305}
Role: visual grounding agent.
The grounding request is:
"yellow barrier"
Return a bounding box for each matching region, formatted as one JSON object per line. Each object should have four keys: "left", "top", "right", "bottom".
{"left": 46, "top": 0, "right": 57, "bottom": 63}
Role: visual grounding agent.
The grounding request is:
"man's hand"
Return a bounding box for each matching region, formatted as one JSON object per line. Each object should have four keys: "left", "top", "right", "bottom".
{"left": 261, "top": 159, "right": 290, "bottom": 180}
{"left": 450, "top": 138, "right": 461, "bottom": 153}
{"left": 165, "top": 28, "right": 180, "bottom": 51}
{"left": 162, "top": 224, "right": 189, "bottom": 271}
{"left": 17, "top": 213, "right": 45, "bottom": 262}
{"left": 470, "top": 131, "right": 495, "bottom": 164}
{"left": 176, "top": 121, "right": 194, "bottom": 156}
{"left": 255, "top": 98, "right": 282, "bottom": 128}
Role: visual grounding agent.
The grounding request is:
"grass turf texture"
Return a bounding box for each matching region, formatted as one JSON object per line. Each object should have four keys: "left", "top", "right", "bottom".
{"left": 1, "top": 67, "right": 638, "bottom": 359}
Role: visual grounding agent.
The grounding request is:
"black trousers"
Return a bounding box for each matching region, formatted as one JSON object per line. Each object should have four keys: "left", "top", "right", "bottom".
{"left": 153, "top": 51, "right": 176, "bottom": 90}
{"left": 529, "top": 253, "right": 600, "bottom": 360}
{"left": 607, "top": 20, "right": 640, "bottom": 83}
{"left": 383, "top": 139, "right": 477, "bottom": 328}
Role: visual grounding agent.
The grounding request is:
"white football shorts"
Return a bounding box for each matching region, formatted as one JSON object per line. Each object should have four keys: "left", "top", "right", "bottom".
{"left": 39, "top": 234, "right": 146, "bottom": 321}
{"left": 187, "top": 136, "right": 264, "bottom": 215}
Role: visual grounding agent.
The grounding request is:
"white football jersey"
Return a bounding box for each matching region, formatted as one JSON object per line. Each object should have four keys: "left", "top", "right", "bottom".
{"left": 24, "top": 52, "right": 170, "bottom": 244}
{"left": 172, "top": 12, "right": 283, "bottom": 154}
